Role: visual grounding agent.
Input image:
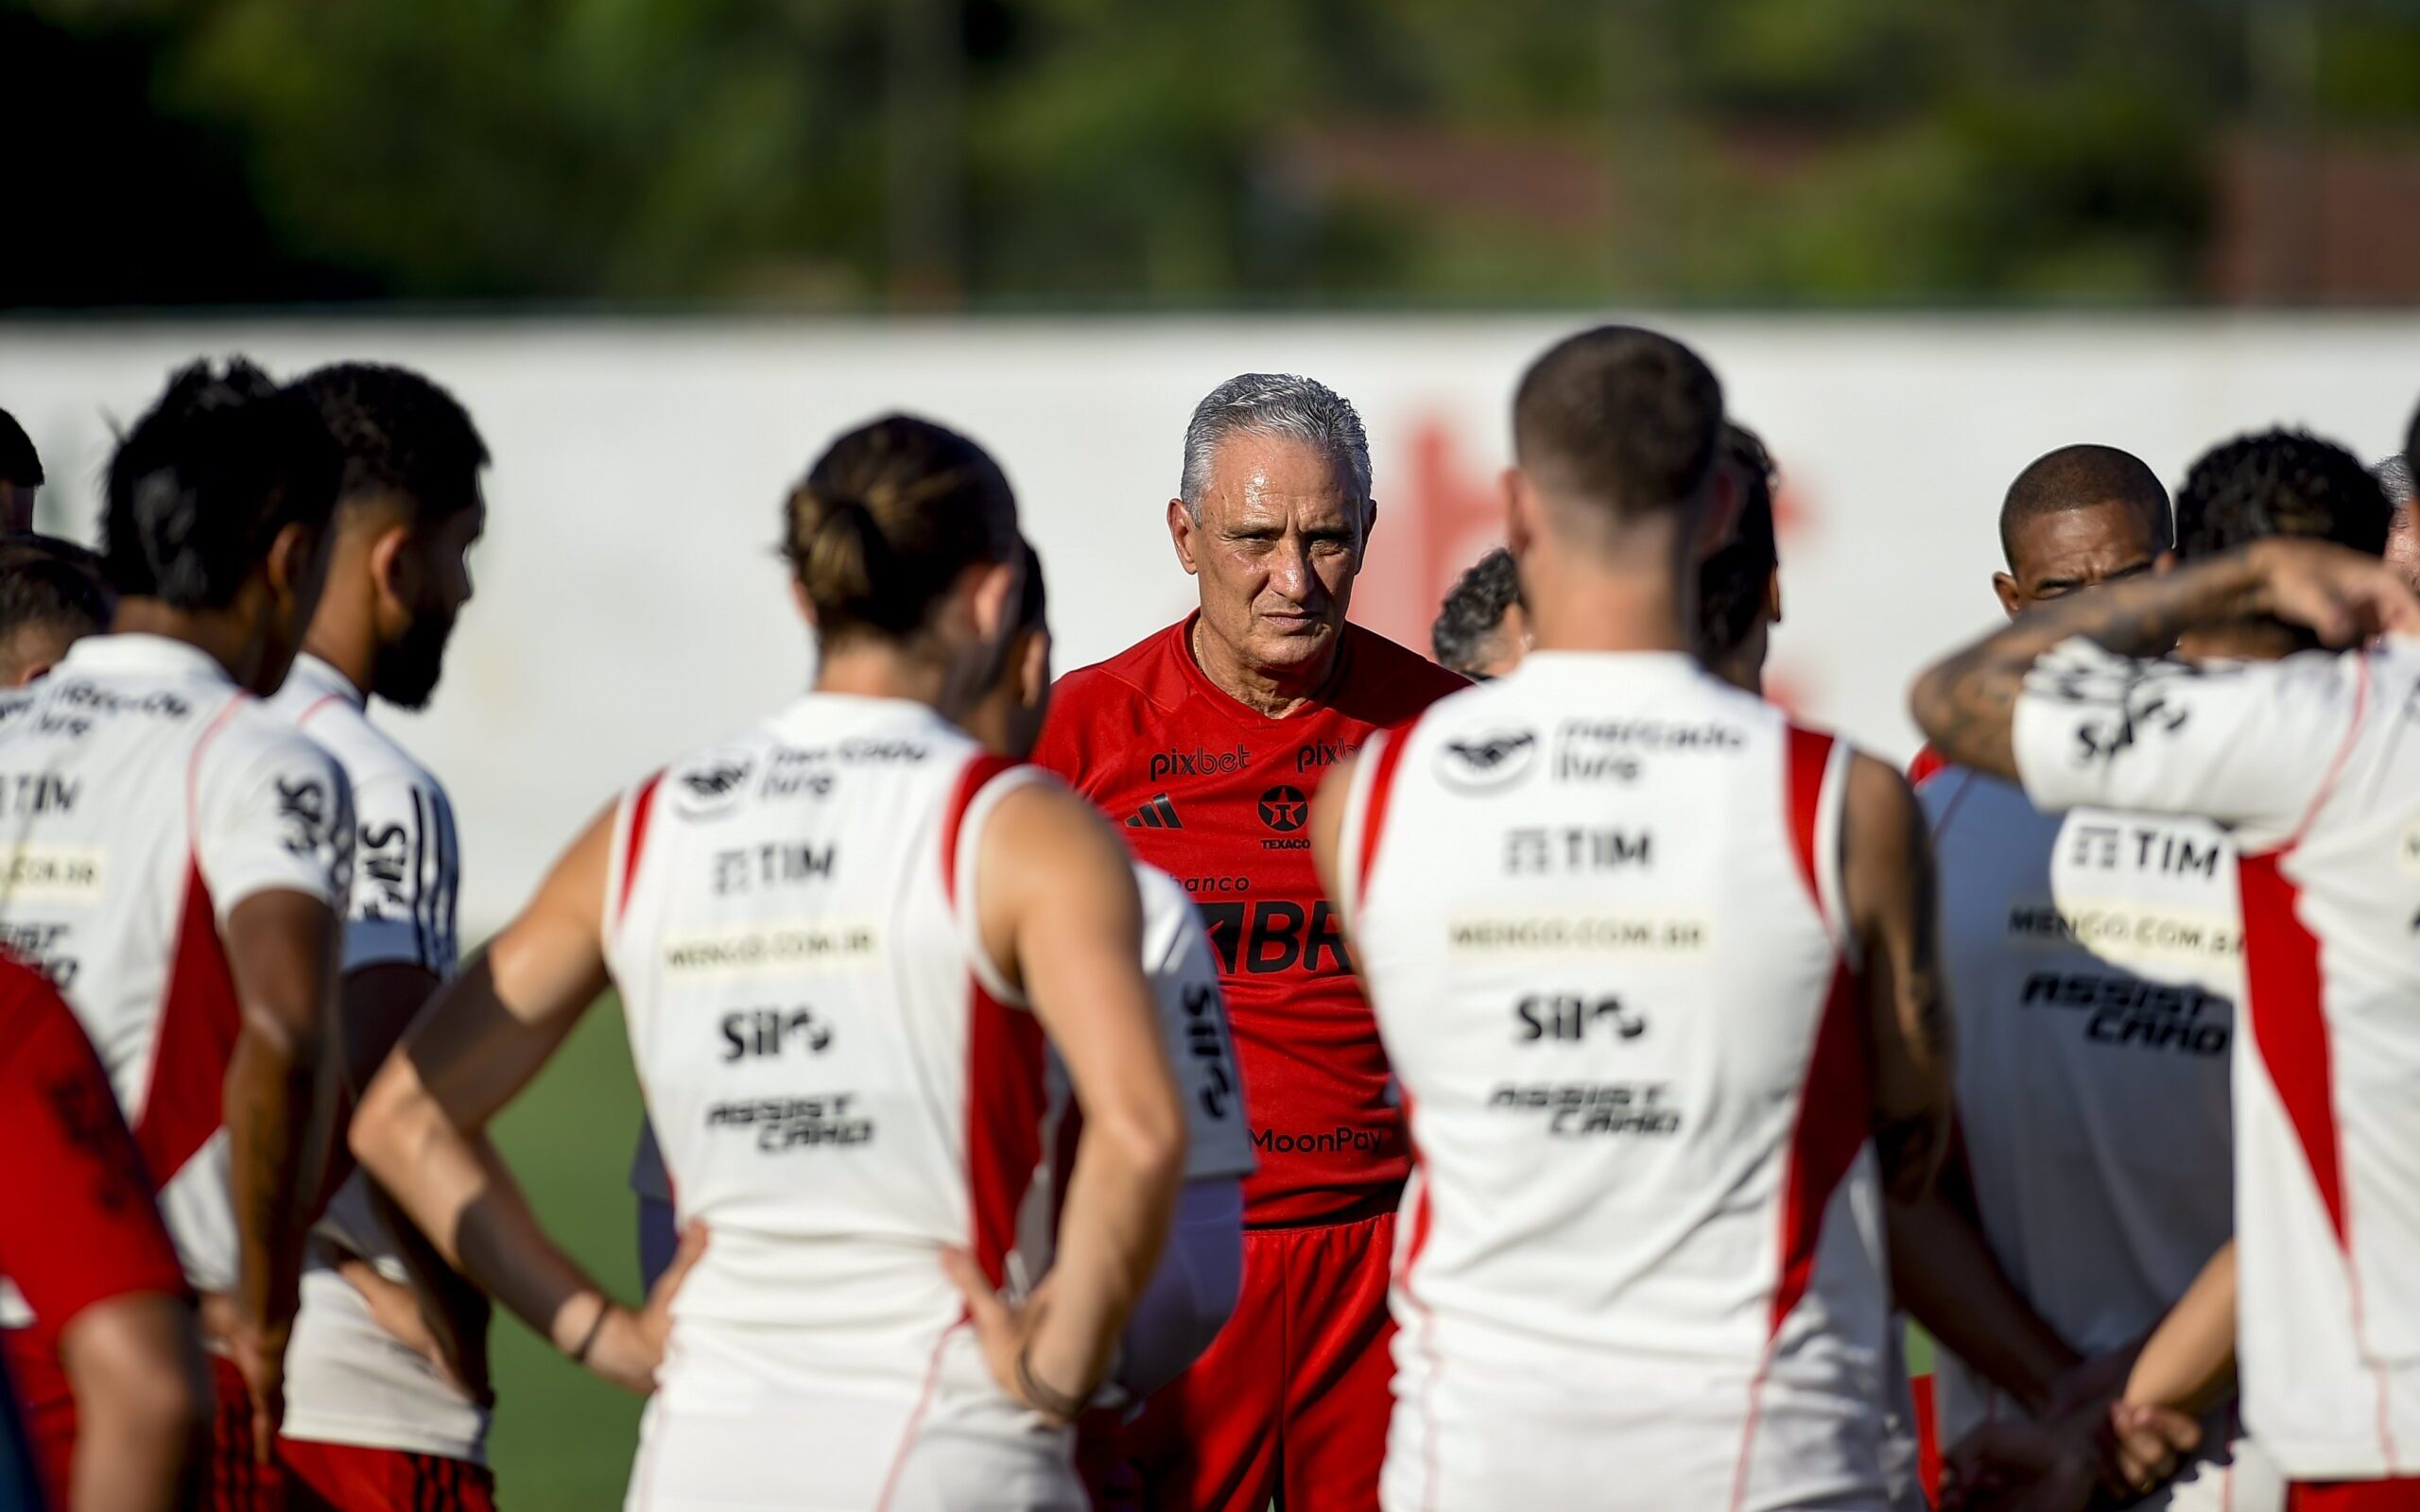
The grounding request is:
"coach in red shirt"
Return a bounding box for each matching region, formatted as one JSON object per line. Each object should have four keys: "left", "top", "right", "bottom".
{"left": 1036, "top": 373, "right": 1464, "bottom": 1511}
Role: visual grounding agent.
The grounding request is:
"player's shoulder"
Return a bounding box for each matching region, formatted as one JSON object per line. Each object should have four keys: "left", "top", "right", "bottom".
{"left": 1051, "top": 621, "right": 1191, "bottom": 715}
{"left": 206, "top": 694, "right": 350, "bottom": 789}
{"left": 287, "top": 694, "right": 441, "bottom": 799}
{"left": 1340, "top": 623, "right": 1470, "bottom": 721}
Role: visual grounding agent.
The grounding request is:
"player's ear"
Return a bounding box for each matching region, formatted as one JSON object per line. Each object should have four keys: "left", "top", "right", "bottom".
{"left": 788, "top": 576, "right": 818, "bottom": 629}
{"left": 2153, "top": 550, "right": 2178, "bottom": 576}
{"left": 1692, "top": 467, "right": 1742, "bottom": 560}
{"left": 1359, "top": 494, "right": 1378, "bottom": 555}
{"left": 1167, "top": 497, "right": 1201, "bottom": 576}
{"left": 1764, "top": 567, "right": 1783, "bottom": 627}
{"left": 267, "top": 520, "right": 331, "bottom": 614}
{"left": 965, "top": 558, "right": 1017, "bottom": 642}
{"left": 1017, "top": 628, "right": 1050, "bottom": 709}
{"left": 368, "top": 522, "right": 415, "bottom": 621}
{"left": 1503, "top": 468, "right": 1536, "bottom": 561}
{"left": 1992, "top": 571, "right": 2024, "bottom": 622}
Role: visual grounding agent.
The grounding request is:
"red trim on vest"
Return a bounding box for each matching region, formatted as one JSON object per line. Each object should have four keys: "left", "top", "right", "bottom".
{"left": 132, "top": 862, "right": 242, "bottom": 1192}
{"left": 1784, "top": 727, "right": 1837, "bottom": 927}
{"left": 1354, "top": 718, "right": 1419, "bottom": 905}
{"left": 292, "top": 693, "right": 347, "bottom": 730}
{"left": 2241, "top": 850, "right": 2343, "bottom": 1246}
{"left": 615, "top": 771, "right": 665, "bottom": 927}
{"left": 1769, "top": 958, "right": 1872, "bottom": 1335}
{"left": 942, "top": 752, "right": 1043, "bottom": 1289}
{"left": 942, "top": 755, "right": 1021, "bottom": 908}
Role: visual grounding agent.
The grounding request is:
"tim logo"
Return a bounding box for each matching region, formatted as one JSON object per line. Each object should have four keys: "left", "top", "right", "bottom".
{"left": 1258, "top": 785, "right": 1308, "bottom": 833}
{"left": 1438, "top": 730, "right": 1537, "bottom": 792}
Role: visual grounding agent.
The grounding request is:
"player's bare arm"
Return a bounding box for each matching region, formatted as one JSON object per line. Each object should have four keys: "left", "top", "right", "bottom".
{"left": 947, "top": 781, "right": 1186, "bottom": 1424}
{"left": 1841, "top": 752, "right": 1951, "bottom": 1201}
{"left": 353, "top": 803, "right": 702, "bottom": 1394}
{"left": 1305, "top": 748, "right": 1358, "bottom": 913}
{"left": 337, "top": 959, "right": 496, "bottom": 1400}
{"left": 1886, "top": 1179, "right": 2078, "bottom": 1418}
{"left": 219, "top": 885, "right": 344, "bottom": 1461}
{"left": 1912, "top": 540, "right": 2420, "bottom": 780}
{"left": 2122, "top": 1241, "right": 2238, "bottom": 1425}
{"left": 57, "top": 1295, "right": 209, "bottom": 1512}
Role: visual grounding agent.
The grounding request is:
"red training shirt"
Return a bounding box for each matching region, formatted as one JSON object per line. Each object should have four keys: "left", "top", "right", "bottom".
{"left": 0, "top": 955, "right": 186, "bottom": 1337}
{"left": 1034, "top": 615, "right": 1467, "bottom": 1228}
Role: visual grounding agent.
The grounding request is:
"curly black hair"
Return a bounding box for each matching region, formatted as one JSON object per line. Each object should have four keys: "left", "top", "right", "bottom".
{"left": 1432, "top": 547, "right": 1521, "bottom": 675}
{"left": 102, "top": 358, "right": 343, "bottom": 609}
{"left": 295, "top": 363, "right": 489, "bottom": 524}
{"left": 2174, "top": 428, "right": 2389, "bottom": 562}
{"left": 0, "top": 537, "right": 109, "bottom": 646}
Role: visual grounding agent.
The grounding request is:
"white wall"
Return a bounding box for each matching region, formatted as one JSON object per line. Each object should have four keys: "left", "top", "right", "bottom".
{"left": 3, "top": 314, "right": 2412, "bottom": 932}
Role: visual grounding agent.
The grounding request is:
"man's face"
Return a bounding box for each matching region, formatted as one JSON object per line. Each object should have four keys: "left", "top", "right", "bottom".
{"left": 1169, "top": 432, "right": 1370, "bottom": 679}
{"left": 1993, "top": 502, "right": 2163, "bottom": 620}
{"left": 373, "top": 498, "right": 484, "bottom": 709}
{"left": 2386, "top": 504, "right": 2420, "bottom": 592}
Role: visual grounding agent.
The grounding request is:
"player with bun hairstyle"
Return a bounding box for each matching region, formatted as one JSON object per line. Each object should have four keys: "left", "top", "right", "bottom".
{"left": 353, "top": 413, "right": 1185, "bottom": 1511}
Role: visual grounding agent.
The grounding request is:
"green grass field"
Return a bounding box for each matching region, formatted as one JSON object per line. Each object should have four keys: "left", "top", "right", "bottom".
{"left": 475, "top": 995, "right": 1938, "bottom": 1507}
{"left": 484, "top": 1000, "right": 648, "bottom": 1511}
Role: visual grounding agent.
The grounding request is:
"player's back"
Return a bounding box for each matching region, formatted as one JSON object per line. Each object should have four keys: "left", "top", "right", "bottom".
{"left": 1919, "top": 770, "right": 2236, "bottom": 1425}
{"left": 605, "top": 691, "right": 1079, "bottom": 1510}
{"left": 1340, "top": 651, "right": 1890, "bottom": 1511}
{"left": 0, "top": 632, "right": 349, "bottom": 1303}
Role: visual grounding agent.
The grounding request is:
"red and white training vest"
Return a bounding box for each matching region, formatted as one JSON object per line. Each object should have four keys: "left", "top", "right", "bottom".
{"left": 1337, "top": 650, "right": 1893, "bottom": 1512}
{"left": 604, "top": 693, "right": 1081, "bottom": 1511}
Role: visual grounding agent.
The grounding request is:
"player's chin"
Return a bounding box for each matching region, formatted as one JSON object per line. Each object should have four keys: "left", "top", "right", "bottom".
{"left": 1250, "top": 615, "right": 1335, "bottom": 657}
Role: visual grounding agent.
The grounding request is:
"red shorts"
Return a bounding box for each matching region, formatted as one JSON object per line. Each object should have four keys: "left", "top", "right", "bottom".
{"left": 281, "top": 1437, "right": 496, "bottom": 1512}
{"left": 3, "top": 1326, "right": 73, "bottom": 1512}
{"left": 1083, "top": 1210, "right": 1394, "bottom": 1512}
{"left": 2290, "top": 1481, "right": 2420, "bottom": 1510}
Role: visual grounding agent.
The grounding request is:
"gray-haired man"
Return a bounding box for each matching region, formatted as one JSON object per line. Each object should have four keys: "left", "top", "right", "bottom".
{"left": 1034, "top": 373, "right": 1465, "bottom": 1511}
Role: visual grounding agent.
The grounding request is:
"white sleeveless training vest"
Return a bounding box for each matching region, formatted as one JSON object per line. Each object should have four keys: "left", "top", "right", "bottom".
{"left": 605, "top": 692, "right": 1080, "bottom": 1512}
{"left": 1339, "top": 651, "right": 1892, "bottom": 1512}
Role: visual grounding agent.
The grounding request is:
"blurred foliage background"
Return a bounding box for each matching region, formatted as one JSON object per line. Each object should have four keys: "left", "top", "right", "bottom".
{"left": 9, "top": 0, "right": 2420, "bottom": 311}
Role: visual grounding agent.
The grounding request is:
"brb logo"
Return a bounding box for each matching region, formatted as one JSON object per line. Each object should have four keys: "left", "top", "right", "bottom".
{"left": 1258, "top": 785, "right": 1308, "bottom": 833}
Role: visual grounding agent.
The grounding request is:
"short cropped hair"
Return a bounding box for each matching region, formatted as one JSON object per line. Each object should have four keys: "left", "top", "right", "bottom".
{"left": 1179, "top": 374, "right": 1372, "bottom": 519}
{"left": 0, "top": 540, "right": 110, "bottom": 648}
{"left": 1432, "top": 548, "right": 1521, "bottom": 675}
{"left": 296, "top": 363, "right": 489, "bottom": 525}
{"left": 1999, "top": 444, "right": 2171, "bottom": 565}
{"left": 0, "top": 409, "right": 40, "bottom": 488}
{"left": 1699, "top": 422, "right": 1780, "bottom": 659}
{"left": 101, "top": 359, "right": 343, "bottom": 609}
{"left": 1512, "top": 325, "right": 1724, "bottom": 528}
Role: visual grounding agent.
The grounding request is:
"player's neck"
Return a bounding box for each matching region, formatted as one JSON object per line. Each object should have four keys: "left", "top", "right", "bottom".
{"left": 814, "top": 640, "right": 957, "bottom": 716}
{"left": 1524, "top": 569, "right": 1694, "bottom": 658}
{"left": 299, "top": 621, "right": 374, "bottom": 700}
{"left": 1188, "top": 615, "right": 1344, "bottom": 719}
{"left": 111, "top": 598, "right": 276, "bottom": 689}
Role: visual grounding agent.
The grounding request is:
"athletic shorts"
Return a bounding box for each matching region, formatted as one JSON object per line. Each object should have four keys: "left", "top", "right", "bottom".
{"left": 2290, "top": 1482, "right": 2420, "bottom": 1511}
{"left": 1081, "top": 1210, "right": 1394, "bottom": 1512}
{"left": 6, "top": 1332, "right": 284, "bottom": 1510}
{"left": 626, "top": 1322, "right": 1080, "bottom": 1512}
{"left": 281, "top": 1437, "right": 496, "bottom": 1511}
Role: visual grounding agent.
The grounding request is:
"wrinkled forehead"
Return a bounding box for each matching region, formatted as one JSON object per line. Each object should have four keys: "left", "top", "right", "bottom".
{"left": 1195, "top": 431, "right": 1364, "bottom": 527}
{"left": 2009, "top": 500, "right": 2159, "bottom": 583}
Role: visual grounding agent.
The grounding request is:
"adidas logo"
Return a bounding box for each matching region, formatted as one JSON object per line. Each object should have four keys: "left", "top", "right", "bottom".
{"left": 1124, "top": 794, "right": 1184, "bottom": 830}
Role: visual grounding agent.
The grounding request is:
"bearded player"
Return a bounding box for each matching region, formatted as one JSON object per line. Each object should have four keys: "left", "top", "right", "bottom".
{"left": 269, "top": 363, "right": 494, "bottom": 1512}
{"left": 1035, "top": 374, "right": 1465, "bottom": 1511}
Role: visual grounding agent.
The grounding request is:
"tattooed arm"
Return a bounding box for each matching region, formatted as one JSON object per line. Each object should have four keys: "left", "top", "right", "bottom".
{"left": 1910, "top": 540, "right": 2420, "bottom": 782}
{"left": 1842, "top": 752, "right": 1952, "bottom": 1201}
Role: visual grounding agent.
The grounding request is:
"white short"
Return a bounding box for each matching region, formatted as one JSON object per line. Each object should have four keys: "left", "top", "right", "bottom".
{"left": 1380, "top": 1345, "right": 1891, "bottom": 1512}
{"left": 623, "top": 1324, "right": 1080, "bottom": 1512}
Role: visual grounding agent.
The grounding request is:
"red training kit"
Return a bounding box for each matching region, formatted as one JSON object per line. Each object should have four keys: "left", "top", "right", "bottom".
{"left": 1035, "top": 615, "right": 1467, "bottom": 1228}
{"left": 1037, "top": 615, "right": 1463, "bottom": 1512}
